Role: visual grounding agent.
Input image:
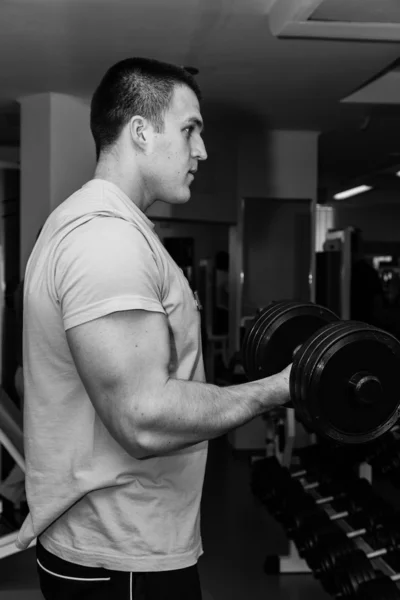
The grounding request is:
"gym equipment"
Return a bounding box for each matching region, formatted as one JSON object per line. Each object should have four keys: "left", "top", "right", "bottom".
{"left": 295, "top": 502, "right": 393, "bottom": 559}
{"left": 312, "top": 525, "right": 400, "bottom": 578}
{"left": 0, "top": 387, "right": 35, "bottom": 560}
{"left": 280, "top": 480, "right": 387, "bottom": 535}
{"left": 332, "top": 549, "right": 400, "bottom": 598}
{"left": 354, "top": 576, "right": 400, "bottom": 599}
{"left": 250, "top": 455, "right": 394, "bottom": 567}
{"left": 251, "top": 455, "right": 356, "bottom": 506}
{"left": 242, "top": 301, "right": 400, "bottom": 443}
{"left": 251, "top": 457, "right": 379, "bottom": 520}
{"left": 250, "top": 455, "right": 393, "bottom": 542}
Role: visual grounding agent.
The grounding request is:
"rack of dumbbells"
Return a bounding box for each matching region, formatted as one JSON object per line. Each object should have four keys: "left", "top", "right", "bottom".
{"left": 251, "top": 447, "right": 400, "bottom": 598}
{"left": 242, "top": 300, "right": 400, "bottom": 596}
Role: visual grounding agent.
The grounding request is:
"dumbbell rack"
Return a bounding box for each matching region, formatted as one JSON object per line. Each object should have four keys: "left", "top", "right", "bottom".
{"left": 257, "top": 406, "right": 387, "bottom": 577}
{"left": 259, "top": 408, "right": 313, "bottom": 573}
{"left": 304, "top": 477, "right": 400, "bottom": 600}
{"left": 261, "top": 463, "right": 400, "bottom": 585}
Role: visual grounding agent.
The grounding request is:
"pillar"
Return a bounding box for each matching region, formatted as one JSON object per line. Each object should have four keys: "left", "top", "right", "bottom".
{"left": 19, "top": 93, "right": 96, "bottom": 273}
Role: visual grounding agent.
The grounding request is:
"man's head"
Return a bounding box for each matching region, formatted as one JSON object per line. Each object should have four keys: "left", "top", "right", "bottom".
{"left": 90, "top": 57, "right": 207, "bottom": 206}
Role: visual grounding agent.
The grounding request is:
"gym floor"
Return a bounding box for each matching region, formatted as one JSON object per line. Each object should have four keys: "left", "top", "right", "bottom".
{"left": 0, "top": 436, "right": 329, "bottom": 600}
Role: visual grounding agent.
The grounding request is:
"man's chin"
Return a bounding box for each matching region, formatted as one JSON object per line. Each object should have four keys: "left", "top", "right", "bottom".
{"left": 166, "top": 192, "right": 191, "bottom": 205}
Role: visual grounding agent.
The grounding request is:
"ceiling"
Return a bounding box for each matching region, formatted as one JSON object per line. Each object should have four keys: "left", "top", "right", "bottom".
{"left": 312, "top": 0, "right": 400, "bottom": 23}
{"left": 0, "top": 0, "right": 400, "bottom": 194}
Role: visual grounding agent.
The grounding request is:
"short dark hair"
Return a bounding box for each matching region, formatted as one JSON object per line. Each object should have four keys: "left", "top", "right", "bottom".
{"left": 90, "top": 57, "right": 202, "bottom": 160}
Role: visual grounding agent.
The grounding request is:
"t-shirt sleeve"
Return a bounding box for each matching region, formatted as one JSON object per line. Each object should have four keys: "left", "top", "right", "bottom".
{"left": 54, "top": 216, "right": 166, "bottom": 331}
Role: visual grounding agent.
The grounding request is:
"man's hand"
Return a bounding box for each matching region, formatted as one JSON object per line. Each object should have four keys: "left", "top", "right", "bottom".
{"left": 261, "top": 363, "right": 292, "bottom": 410}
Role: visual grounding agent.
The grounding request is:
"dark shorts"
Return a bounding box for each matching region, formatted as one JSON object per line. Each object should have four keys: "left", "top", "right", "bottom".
{"left": 36, "top": 538, "right": 203, "bottom": 600}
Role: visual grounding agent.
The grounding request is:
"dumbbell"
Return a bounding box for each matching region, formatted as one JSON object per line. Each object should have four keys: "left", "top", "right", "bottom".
{"left": 295, "top": 503, "right": 394, "bottom": 560}
{"left": 281, "top": 480, "right": 385, "bottom": 536}
{"left": 312, "top": 524, "right": 400, "bottom": 581}
{"left": 275, "top": 477, "right": 375, "bottom": 529}
{"left": 266, "top": 469, "right": 380, "bottom": 524}
{"left": 242, "top": 300, "right": 400, "bottom": 444}
{"left": 250, "top": 458, "right": 338, "bottom": 509}
{"left": 252, "top": 455, "right": 357, "bottom": 510}
{"left": 332, "top": 549, "right": 400, "bottom": 598}
{"left": 354, "top": 575, "right": 400, "bottom": 599}
{"left": 324, "top": 551, "right": 400, "bottom": 596}
{"left": 253, "top": 461, "right": 386, "bottom": 541}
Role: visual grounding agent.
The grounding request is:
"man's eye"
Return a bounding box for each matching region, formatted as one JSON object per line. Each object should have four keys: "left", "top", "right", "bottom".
{"left": 184, "top": 127, "right": 194, "bottom": 137}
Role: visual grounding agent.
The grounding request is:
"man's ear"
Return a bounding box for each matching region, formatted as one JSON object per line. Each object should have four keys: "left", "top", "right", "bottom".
{"left": 129, "top": 116, "right": 151, "bottom": 151}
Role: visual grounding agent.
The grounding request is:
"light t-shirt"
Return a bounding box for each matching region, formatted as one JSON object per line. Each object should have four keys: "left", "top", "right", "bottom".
{"left": 15, "top": 179, "right": 208, "bottom": 572}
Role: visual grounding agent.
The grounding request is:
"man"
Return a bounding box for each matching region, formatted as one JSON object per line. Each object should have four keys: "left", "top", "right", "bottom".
{"left": 16, "top": 58, "right": 291, "bottom": 599}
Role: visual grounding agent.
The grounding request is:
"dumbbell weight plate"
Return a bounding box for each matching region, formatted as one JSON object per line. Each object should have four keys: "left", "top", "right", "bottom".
{"left": 243, "top": 301, "right": 339, "bottom": 382}
{"left": 294, "top": 321, "right": 373, "bottom": 437}
{"left": 242, "top": 301, "right": 299, "bottom": 380}
{"left": 312, "top": 534, "right": 356, "bottom": 576}
{"left": 315, "top": 525, "right": 400, "bottom": 579}
{"left": 244, "top": 301, "right": 310, "bottom": 380}
{"left": 356, "top": 576, "right": 400, "bottom": 600}
{"left": 303, "top": 323, "right": 400, "bottom": 443}
{"left": 249, "top": 301, "right": 300, "bottom": 379}
{"left": 331, "top": 549, "right": 377, "bottom": 597}
{"left": 291, "top": 321, "right": 361, "bottom": 432}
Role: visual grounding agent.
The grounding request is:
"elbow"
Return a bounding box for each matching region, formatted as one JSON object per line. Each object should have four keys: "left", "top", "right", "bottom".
{"left": 132, "top": 428, "right": 161, "bottom": 460}
{"left": 116, "top": 391, "right": 165, "bottom": 460}
{"left": 119, "top": 418, "right": 160, "bottom": 461}
{"left": 118, "top": 434, "right": 155, "bottom": 461}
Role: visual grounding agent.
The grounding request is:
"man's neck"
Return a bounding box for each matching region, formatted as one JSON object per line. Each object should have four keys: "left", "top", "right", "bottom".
{"left": 94, "top": 157, "right": 153, "bottom": 214}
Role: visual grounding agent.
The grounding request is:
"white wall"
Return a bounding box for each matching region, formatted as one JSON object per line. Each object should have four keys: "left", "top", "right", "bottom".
{"left": 237, "top": 125, "right": 319, "bottom": 202}
{"left": 19, "top": 93, "right": 96, "bottom": 271}
{"left": 20, "top": 93, "right": 52, "bottom": 271}
{"left": 50, "top": 94, "right": 96, "bottom": 209}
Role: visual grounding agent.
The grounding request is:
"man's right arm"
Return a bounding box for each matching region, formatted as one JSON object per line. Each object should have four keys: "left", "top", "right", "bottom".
{"left": 66, "top": 308, "right": 291, "bottom": 459}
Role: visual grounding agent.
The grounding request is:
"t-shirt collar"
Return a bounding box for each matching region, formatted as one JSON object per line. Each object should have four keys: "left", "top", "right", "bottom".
{"left": 89, "top": 178, "right": 156, "bottom": 231}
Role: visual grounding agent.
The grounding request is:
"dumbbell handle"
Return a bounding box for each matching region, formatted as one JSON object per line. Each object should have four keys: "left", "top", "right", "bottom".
{"left": 292, "top": 477, "right": 351, "bottom": 517}
{"left": 367, "top": 547, "right": 394, "bottom": 560}
{"left": 301, "top": 479, "right": 356, "bottom": 512}
{"left": 293, "top": 475, "right": 377, "bottom": 540}
{"left": 292, "top": 467, "right": 339, "bottom": 497}
{"left": 294, "top": 487, "right": 356, "bottom": 523}
{"left": 293, "top": 469, "right": 372, "bottom": 511}
{"left": 292, "top": 468, "right": 313, "bottom": 479}
{"left": 302, "top": 480, "right": 335, "bottom": 505}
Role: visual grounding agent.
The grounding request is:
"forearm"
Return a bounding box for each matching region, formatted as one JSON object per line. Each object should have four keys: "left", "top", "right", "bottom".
{"left": 135, "top": 376, "right": 285, "bottom": 457}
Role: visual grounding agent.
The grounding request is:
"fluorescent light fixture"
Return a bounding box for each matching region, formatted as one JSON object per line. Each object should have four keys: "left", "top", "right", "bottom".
{"left": 334, "top": 185, "right": 372, "bottom": 200}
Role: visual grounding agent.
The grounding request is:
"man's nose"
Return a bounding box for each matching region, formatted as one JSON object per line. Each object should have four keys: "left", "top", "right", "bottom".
{"left": 192, "top": 137, "right": 207, "bottom": 161}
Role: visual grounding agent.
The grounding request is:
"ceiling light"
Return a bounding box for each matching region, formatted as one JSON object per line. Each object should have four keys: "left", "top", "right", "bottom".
{"left": 334, "top": 185, "right": 373, "bottom": 200}
{"left": 396, "top": 171, "right": 400, "bottom": 177}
